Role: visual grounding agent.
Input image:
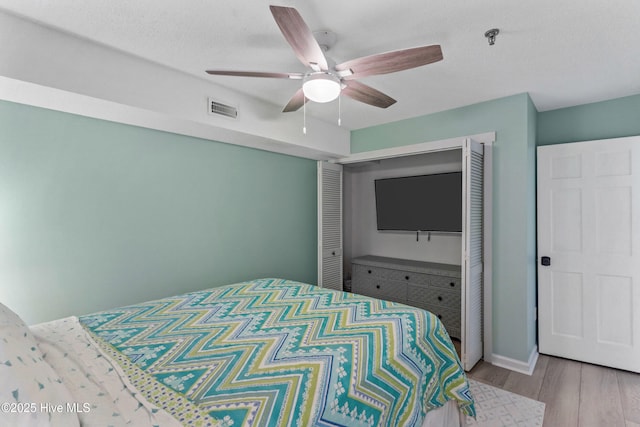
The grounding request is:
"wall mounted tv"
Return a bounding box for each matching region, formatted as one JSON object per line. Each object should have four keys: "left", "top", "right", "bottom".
{"left": 374, "top": 172, "right": 462, "bottom": 232}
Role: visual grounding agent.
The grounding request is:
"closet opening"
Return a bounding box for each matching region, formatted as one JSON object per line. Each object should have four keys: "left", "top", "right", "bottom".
{"left": 318, "top": 134, "right": 494, "bottom": 370}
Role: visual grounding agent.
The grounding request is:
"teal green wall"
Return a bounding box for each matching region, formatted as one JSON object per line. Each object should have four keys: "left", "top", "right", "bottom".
{"left": 352, "top": 93, "right": 538, "bottom": 362}
{"left": 537, "top": 94, "right": 640, "bottom": 146}
{"left": 0, "top": 100, "right": 317, "bottom": 324}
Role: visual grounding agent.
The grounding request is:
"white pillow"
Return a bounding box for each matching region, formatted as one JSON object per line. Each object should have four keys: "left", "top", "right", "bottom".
{"left": 0, "top": 303, "right": 80, "bottom": 427}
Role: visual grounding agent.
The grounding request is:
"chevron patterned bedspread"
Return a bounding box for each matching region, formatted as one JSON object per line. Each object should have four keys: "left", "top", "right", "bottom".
{"left": 79, "top": 278, "right": 474, "bottom": 426}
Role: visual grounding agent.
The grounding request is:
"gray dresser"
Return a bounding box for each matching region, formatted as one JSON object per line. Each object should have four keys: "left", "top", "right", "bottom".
{"left": 351, "top": 255, "right": 461, "bottom": 339}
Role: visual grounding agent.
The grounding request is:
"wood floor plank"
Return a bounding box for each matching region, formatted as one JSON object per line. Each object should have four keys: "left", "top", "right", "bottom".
{"left": 471, "top": 354, "right": 639, "bottom": 426}
{"left": 467, "top": 360, "right": 510, "bottom": 387}
{"left": 502, "top": 354, "right": 550, "bottom": 400}
{"left": 578, "top": 363, "right": 625, "bottom": 427}
{"left": 618, "top": 369, "right": 640, "bottom": 424}
{"left": 537, "top": 357, "right": 581, "bottom": 427}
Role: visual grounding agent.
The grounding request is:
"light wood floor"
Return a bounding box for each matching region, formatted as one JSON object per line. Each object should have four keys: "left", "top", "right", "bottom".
{"left": 467, "top": 354, "right": 640, "bottom": 427}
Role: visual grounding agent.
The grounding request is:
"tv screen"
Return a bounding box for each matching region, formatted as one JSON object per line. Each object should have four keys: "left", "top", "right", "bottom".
{"left": 374, "top": 172, "right": 462, "bottom": 232}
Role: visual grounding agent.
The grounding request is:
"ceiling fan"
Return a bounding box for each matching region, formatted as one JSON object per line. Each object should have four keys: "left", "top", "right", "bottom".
{"left": 205, "top": 5, "right": 443, "bottom": 113}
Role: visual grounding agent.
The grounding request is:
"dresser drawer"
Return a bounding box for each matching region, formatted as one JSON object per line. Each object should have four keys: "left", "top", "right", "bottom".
{"left": 381, "top": 269, "right": 430, "bottom": 285}
{"left": 429, "top": 275, "right": 460, "bottom": 291}
{"left": 407, "top": 285, "right": 460, "bottom": 309}
{"left": 353, "top": 263, "right": 434, "bottom": 286}
{"left": 353, "top": 263, "right": 387, "bottom": 279}
{"left": 353, "top": 277, "right": 407, "bottom": 302}
{"left": 423, "top": 304, "right": 461, "bottom": 339}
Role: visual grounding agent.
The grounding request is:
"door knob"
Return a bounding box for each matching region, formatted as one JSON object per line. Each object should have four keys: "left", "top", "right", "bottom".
{"left": 541, "top": 256, "right": 551, "bottom": 266}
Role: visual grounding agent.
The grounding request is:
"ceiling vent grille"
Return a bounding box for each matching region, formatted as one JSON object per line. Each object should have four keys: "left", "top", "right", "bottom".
{"left": 208, "top": 98, "right": 237, "bottom": 119}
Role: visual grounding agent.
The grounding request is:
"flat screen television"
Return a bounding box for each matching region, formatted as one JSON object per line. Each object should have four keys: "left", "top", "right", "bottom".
{"left": 374, "top": 172, "right": 462, "bottom": 232}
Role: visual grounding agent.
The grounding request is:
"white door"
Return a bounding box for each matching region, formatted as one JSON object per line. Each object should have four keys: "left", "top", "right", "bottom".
{"left": 537, "top": 136, "right": 640, "bottom": 373}
{"left": 461, "top": 139, "right": 484, "bottom": 370}
{"left": 317, "top": 161, "right": 343, "bottom": 290}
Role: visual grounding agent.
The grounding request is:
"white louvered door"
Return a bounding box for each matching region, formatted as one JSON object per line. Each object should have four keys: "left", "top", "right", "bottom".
{"left": 461, "top": 139, "right": 484, "bottom": 370}
{"left": 318, "top": 162, "right": 343, "bottom": 290}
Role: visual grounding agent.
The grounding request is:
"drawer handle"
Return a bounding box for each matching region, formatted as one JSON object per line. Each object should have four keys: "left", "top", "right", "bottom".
{"left": 438, "top": 296, "right": 443, "bottom": 301}
{"left": 405, "top": 275, "right": 410, "bottom": 281}
{"left": 368, "top": 270, "right": 372, "bottom": 274}
{"left": 332, "top": 251, "right": 336, "bottom": 256}
{"left": 450, "top": 282, "right": 455, "bottom": 287}
{"left": 376, "top": 285, "right": 380, "bottom": 289}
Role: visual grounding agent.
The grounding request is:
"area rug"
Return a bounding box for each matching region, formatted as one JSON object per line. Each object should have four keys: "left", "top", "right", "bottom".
{"left": 466, "top": 379, "right": 545, "bottom": 427}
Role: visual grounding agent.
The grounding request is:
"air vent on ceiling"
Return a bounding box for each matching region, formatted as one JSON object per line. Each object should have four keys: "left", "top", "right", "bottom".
{"left": 208, "top": 98, "right": 237, "bottom": 119}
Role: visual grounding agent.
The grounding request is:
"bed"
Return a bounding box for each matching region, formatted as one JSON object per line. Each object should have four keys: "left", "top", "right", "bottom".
{"left": 1, "top": 278, "right": 474, "bottom": 426}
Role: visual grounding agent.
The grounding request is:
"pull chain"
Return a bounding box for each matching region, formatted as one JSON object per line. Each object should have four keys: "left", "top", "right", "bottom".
{"left": 338, "top": 92, "right": 342, "bottom": 126}
{"left": 303, "top": 97, "right": 307, "bottom": 135}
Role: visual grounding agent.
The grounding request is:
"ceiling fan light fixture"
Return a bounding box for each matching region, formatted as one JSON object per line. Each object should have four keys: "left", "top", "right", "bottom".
{"left": 303, "top": 73, "right": 341, "bottom": 103}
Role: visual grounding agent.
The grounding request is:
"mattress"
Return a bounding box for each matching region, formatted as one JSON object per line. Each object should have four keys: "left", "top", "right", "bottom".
{"left": 7, "top": 278, "right": 474, "bottom": 426}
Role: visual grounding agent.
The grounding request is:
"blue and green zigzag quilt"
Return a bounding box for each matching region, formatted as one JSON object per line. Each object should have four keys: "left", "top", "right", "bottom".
{"left": 80, "top": 278, "right": 474, "bottom": 426}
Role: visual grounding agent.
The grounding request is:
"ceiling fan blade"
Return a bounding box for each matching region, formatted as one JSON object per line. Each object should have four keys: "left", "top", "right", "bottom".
{"left": 205, "top": 70, "right": 304, "bottom": 79}
{"left": 335, "top": 45, "right": 443, "bottom": 80}
{"left": 269, "top": 5, "right": 328, "bottom": 71}
{"left": 342, "top": 81, "right": 396, "bottom": 109}
{"left": 282, "top": 88, "right": 308, "bottom": 112}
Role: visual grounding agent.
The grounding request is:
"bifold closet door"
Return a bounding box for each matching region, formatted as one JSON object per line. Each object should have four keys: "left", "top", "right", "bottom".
{"left": 317, "top": 161, "right": 343, "bottom": 290}
{"left": 461, "top": 138, "right": 484, "bottom": 371}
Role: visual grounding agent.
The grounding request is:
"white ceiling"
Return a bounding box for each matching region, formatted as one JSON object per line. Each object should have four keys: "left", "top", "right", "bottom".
{"left": 1, "top": 0, "right": 639, "bottom": 130}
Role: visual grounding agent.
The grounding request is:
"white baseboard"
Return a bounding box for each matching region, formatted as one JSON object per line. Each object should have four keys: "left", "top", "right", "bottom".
{"left": 490, "top": 345, "right": 539, "bottom": 376}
